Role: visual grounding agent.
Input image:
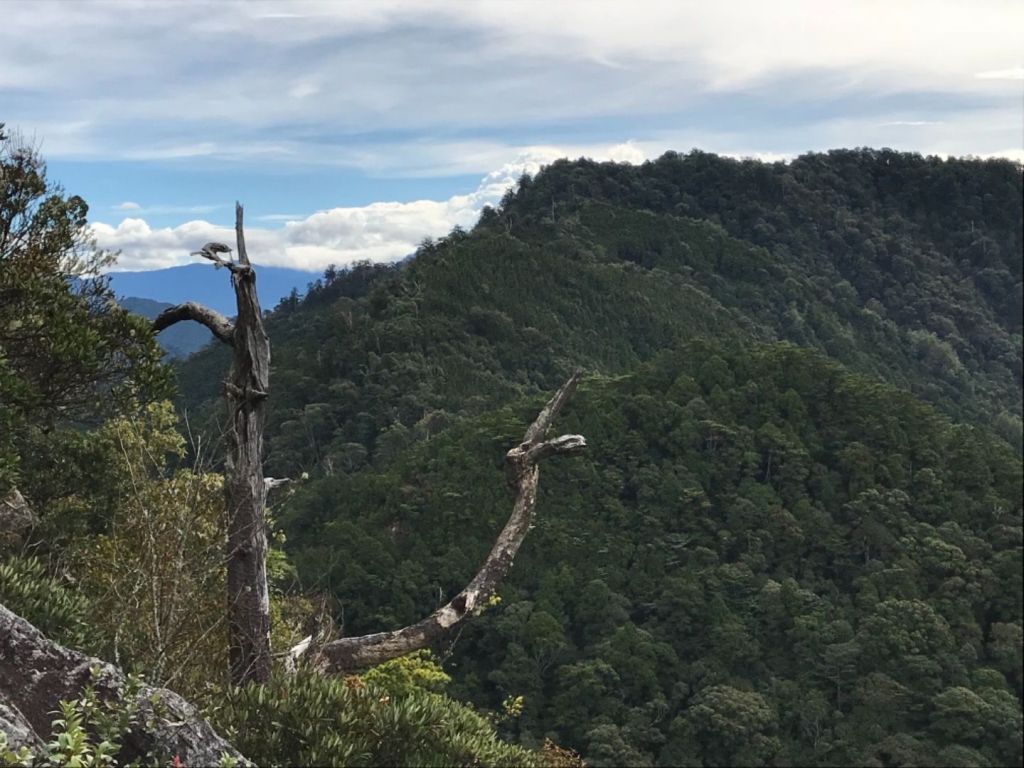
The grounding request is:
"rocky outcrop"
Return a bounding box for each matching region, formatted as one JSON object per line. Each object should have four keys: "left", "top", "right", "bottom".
{"left": 0, "top": 489, "right": 37, "bottom": 546}
{"left": 0, "top": 602, "right": 246, "bottom": 765}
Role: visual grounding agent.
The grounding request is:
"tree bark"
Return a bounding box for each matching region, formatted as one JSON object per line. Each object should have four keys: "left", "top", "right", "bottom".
{"left": 152, "top": 202, "right": 272, "bottom": 686}
{"left": 223, "top": 203, "right": 272, "bottom": 686}
{"left": 152, "top": 301, "right": 234, "bottom": 344}
{"left": 314, "top": 370, "right": 586, "bottom": 673}
{"left": 0, "top": 602, "right": 245, "bottom": 765}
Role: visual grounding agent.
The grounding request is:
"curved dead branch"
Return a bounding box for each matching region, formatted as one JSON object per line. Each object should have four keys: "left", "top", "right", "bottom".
{"left": 313, "top": 370, "right": 586, "bottom": 673}
{"left": 152, "top": 301, "right": 235, "bottom": 345}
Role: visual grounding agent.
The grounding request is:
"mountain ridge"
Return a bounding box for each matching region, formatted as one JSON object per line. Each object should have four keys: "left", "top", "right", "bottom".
{"left": 107, "top": 263, "right": 318, "bottom": 316}
{"left": 170, "top": 147, "right": 1023, "bottom": 764}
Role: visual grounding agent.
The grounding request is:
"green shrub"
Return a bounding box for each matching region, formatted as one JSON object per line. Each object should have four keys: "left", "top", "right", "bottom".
{"left": 208, "top": 666, "right": 545, "bottom": 767}
{"left": 0, "top": 556, "right": 93, "bottom": 649}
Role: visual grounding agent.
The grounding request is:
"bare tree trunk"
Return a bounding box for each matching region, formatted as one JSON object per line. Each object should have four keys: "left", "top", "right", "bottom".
{"left": 223, "top": 204, "right": 272, "bottom": 686}
{"left": 0, "top": 602, "right": 245, "bottom": 764}
{"left": 152, "top": 203, "right": 271, "bottom": 686}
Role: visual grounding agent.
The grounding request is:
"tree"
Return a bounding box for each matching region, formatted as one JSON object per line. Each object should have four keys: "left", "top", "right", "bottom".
{"left": 153, "top": 207, "right": 587, "bottom": 683}
{"left": 0, "top": 125, "right": 167, "bottom": 494}
{"left": 152, "top": 206, "right": 272, "bottom": 685}
{"left": 73, "top": 402, "right": 229, "bottom": 692}
{"left": 668, "top": 684, "right": 780, "bottom": 767}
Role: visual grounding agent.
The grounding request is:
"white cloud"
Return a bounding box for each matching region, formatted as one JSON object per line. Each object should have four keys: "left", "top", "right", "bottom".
{"left": 976, "top": 67, "right": 1024, "bottom": 80}
{"left": 289, "top": 82, "right": 320, "bottom": 99}
{"left": 93, "top": 141, "right": 651, "bottom": 272}
{"left": 116, "top": 201, "right": 141, "bottom": 211}
{"left": 93, "top": 217, "right": 289, "bottom": 271}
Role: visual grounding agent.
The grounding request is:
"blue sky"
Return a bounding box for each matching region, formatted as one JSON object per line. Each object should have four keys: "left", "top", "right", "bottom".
{"left": 2, "top": 0, "right": 1021, "bottom": 272}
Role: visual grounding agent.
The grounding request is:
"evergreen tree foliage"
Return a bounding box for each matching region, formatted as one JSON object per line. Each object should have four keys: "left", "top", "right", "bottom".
{"left": 177, "top": 150, "right": 1022, "bottom": 483}
{"left": 0, "top": 125, "right": 170, "bottom": 495}
{"left": 170, "top": 148, "right": 1022, "bottom": 765}
{"left": 277, "top": 343, "right": 1022, "bottom": 766}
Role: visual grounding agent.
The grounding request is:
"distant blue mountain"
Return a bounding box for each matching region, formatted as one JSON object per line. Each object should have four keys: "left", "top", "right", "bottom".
{"left": 119, "top": 296, "right": 213, "bottom": 359}
{"left": 107, "top": 263, "right": 319, "bottom": 317}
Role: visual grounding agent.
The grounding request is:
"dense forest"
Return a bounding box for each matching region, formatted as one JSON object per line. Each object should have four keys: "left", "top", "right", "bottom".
{"left": 2, "top": 129, "right": 1021, "bottom": 767}
{"left": 179, "top": 148, "right": 1023, "bottom": 478}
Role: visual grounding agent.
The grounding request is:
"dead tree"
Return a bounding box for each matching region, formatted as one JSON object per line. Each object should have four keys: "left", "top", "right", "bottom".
{"left": 153, "top": 203, "right": 271, "bottom": 686}
{"left": 155, "top": 204, "right": 587, "bottom": 683}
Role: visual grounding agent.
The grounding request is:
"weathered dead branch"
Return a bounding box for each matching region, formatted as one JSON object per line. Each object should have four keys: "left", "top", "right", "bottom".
{"left": 312, "top": 370, "right": 586, "bottom": 673}
{"left": 152, "top": 302, "right": 234, "bottom": 345}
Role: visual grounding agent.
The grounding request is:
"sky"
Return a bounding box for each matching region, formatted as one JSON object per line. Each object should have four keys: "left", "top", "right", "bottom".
{"left": 2, "top": 0, "right": 1022, "bottom": 273}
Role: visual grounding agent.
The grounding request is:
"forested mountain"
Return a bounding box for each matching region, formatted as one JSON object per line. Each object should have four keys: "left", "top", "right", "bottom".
{"left": 4, "top": 139, "right": 1021, "bottom": 767}
{"left": 179, "top": 149, "right": 1022, "bottom": 477}
{"left": 169, "top": 149, "right": 1023, "bottom": 765}
{"left": 281, "top": 343, "right": 1022, "bottom": 766}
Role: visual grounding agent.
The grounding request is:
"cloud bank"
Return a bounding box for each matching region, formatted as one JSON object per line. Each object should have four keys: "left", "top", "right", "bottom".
{"left": 3, "top": 0, "right": 1020, "bottom": 165}
{"left": 93, "top": 143, "right": 646, "bottom": 271}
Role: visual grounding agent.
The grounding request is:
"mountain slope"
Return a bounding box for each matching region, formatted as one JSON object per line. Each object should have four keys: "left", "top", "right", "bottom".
{"left": 279, "top": 342, "right": 1022, "bottom": 766}
{"left": 171, "top": 148, "right": 1023, "bottom": 765}
{"left": 177, "top": 150, "right": 1022, "bottom": 478}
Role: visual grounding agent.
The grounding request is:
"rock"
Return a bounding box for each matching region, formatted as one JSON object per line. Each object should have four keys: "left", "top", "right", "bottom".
{"left": 0, "top": 602, "right": 247, "bottom": 765}
{"left": 0, "top": 489, "right": 37, "bottom": 544}
{"left": 0, "top": 699, "right": 43, "bottom": 752}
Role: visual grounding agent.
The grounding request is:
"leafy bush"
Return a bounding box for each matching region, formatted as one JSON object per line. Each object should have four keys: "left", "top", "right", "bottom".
{"left": 0, "top": 556, "right": 93, "bottom": 649}
{"left": 209, "top": 666, "right": 546, "bottom": 767}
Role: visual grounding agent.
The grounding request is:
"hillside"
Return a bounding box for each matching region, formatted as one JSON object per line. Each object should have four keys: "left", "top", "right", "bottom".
{"left": 6, "top": 1, "right": 1023, "bottom": 763}
{"left": 178, "top": 149, "right": 1022, "bottom": 478}
{"left": 171, "top": 149, "right": 1023, "bottom": 765}
{"left": 279, "top": 342, "right": 1022, "bottom": 766}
